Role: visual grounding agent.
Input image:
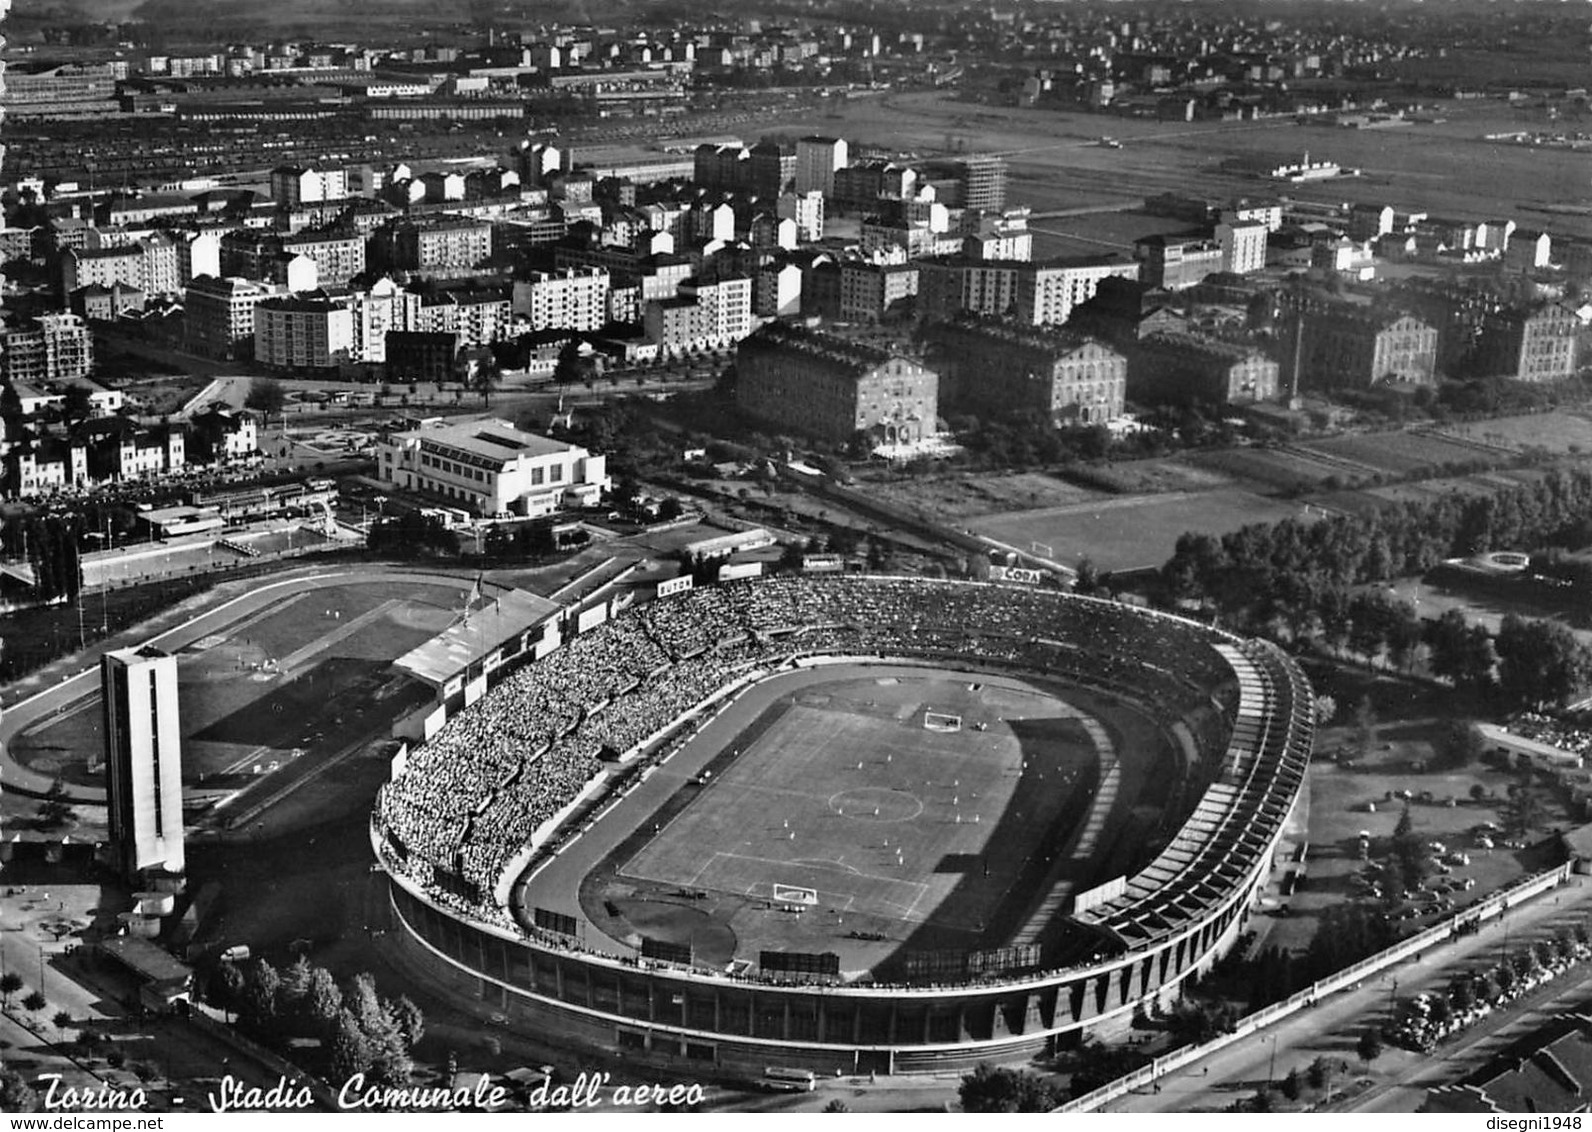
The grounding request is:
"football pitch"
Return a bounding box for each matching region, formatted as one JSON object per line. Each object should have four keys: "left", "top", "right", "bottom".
{"left": 10, "top": 578, "right": 467, "bottom": 791}
{"left": 609, "top": 672, "right": 1106, "bottom": 963}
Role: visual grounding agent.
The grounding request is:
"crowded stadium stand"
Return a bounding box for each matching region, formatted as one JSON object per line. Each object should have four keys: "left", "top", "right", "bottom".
{"left": 372, "top": 576, "right": 1313, "bottom": 1075}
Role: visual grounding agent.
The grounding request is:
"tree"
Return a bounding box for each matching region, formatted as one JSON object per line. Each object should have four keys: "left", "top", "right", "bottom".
{"left": 35, "top": 781, "right": 77, "bottom": 831}
{"left": 329, "top": 1009, "right": 372, "bottom": 1082}
{"left": 1250, "top": 1085, "right": 1274, "bottom": 1113}
{"left": 1433, "top": 719, "right": 1486, "bottom": 771}
{"left": 1356, "top": 1029, "right": 1383, "bottom": 1065}
{"left": 1280, "top": 1067, "right": 1302, "bottom": 1101}
{"left": 958, "top": 1063, "right": 1062, "bottom": 1112}
{"left": 304, "top": 967, "right": 343, "bottom": 1033}
{"left": 22, "top": 991, "right": 46, "bottom": 1012}
{"left": 1505, "top": 783, "right": 1544, "bottom": 840}
{"left": 246, "top": 377, "right": 287, "bottom": 415}
{"left": 0, "top": 1067, "right": 39, "bottom": 1113}
{"left": 390, "top": 995, "right": 425, "bottom": 1050}
{"left": 0, "top": 972, "right": 22, "bottom": 1006}
{"left": 552, "top": 338, "right": 585, "bottom": 385}
{"left": 657, "top": 497, "right": 683, "bottom": 522}
{"left": 470, "top": 353, "right": 501, "bottom": 406}
{"left": 1353, "top": 695, "right": 1377, "bottom": 760}
{"left": 822, "top": 1100, "right": 851, "bottom": 1113}
{"left": 241, "top": 959, "right": 282, "bottom": 1034}
{"left": 279, "top": 955, "right": 312, "bottom": 1017}
{"left": 1306, "top": 1056, "right": 1335, "bottom": 1092}
{"left": 63, "top": 384, "right": 94, "bottom": 422}
{"left": 215, "top": 960, "right": 245, "bottom": 1009}
{"left": 52, "top": 1010, "right": 73, "bottom": 1031}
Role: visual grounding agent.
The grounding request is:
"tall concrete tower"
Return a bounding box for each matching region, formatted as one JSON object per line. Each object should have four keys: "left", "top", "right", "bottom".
{"left": 102, "top": 646, "right": 185, "bottom": 880}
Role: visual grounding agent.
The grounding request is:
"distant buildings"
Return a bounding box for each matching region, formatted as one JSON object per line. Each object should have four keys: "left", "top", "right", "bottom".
{"left": 1129, "top": 332, "right": 1281, "bottom": 406}
{"left": 1475, "top": 302, "right": 1579, "bottom": 383}
{"left": 736, "top": 322, "right": 938, "bottom": 446}
{"left": 3, "top": 313, "right": 95, "bottom": 384}
{"left": 102, "top": 646, "right": 185, "bottom": 881}
{"left": 927, "top": 316, "right": 1127, "bottom": 425}
{"left": 1134, "top": 233, "right": 1225, "bottom": 291}
{"left": 795, "top": 136, "right": 848, "bottom": 197}
{"left": 1283, "top": 301, "right": 1438, "bottom": 389}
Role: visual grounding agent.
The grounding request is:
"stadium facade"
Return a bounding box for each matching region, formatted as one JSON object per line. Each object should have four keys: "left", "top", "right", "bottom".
{"left": 373, "top": 577, "right": 1312, "bottom": 1076}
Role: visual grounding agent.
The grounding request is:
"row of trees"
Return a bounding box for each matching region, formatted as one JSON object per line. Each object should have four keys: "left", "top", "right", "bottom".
{"left": 25, "top": 514, "right": 83, "bottom": 604}
{"left": 214, "top": 958, "right": 423, "bottom": 1086}
{"left": 1163, "top": 465, "right": 1592, "bottom": 622}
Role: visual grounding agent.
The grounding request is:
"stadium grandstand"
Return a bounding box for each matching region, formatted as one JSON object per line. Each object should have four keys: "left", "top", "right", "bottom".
{"left": 372, "top": 576, "right": 1312, "bottom": 1076}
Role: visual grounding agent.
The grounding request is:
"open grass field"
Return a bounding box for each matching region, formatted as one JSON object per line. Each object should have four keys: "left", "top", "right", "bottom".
{"left": 9, "top": 579, "right": 465, "bottom": 794}
{"left": 787, "top": 92, "right": 1592, "bottom": 242}
{"left": 569, "top": 666, "right": 1174, "bottom": 976}
{"left": 967, "top": 488, "right": 1316, "bottom": 572}
{"left": 1436, "top": 412, "right": 1592, "bottom": 455}
{"left": 1297, "top": 432, "right": 1505, "bottom": 479}
{"left": 859, "top": 471, "right": 1108, "bottom": 520}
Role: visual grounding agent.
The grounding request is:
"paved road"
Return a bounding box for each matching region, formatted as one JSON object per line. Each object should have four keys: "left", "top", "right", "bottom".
{"left": 1105, "top": 875, "right": 1592, "bottom": 1112}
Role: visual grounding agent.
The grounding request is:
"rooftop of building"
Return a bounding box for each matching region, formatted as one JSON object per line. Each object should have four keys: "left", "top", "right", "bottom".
{"left": 391, "top": 417, "right": 580, "bottom": 463}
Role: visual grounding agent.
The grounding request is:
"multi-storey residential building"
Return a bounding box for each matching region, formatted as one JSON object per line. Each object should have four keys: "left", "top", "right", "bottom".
{"left": 643, "top": 296, "right": 713, "bottom": 355}
{"left": 82, "top": 418, "right": 186, "bottom": 482}
{"left": 1215, "top": 220, "right": 1268, "bottom": 275}
{"left": 776, "top": 190, "right": 825, "bottom": 244}
{"left": 795, "top": 136, "right": 848, "bottom": 197}
{"left": 916, "top": 257, "right": 1025, "bottom": 322}
{"left": 1019, "top": 255, "right": 1141, "bottom": 326}
{"left": 72, "top": 282, "right": 146, "bottom": 321}
{"left": 184, "top": 276, "right": 279, "bottom": 360}
{"left": 61, "top": 245, "right": 143, "bottom": 296}
{"left": 1475, "top": 302, "right": 1579, "bottom": 383}
{"left": 6, "top": 435, "right": 90, "bottom": 497}
{"left": 352, "top": 277, "right": 420, "bottom": 365}
{"left": 1134, "top": 233, "right": 1225, "bottom": 291}
{"left": 736, "top": 322, "right": 938, "bottom": 446}
{"left": 282, "top": 228, "right": 366, "bottom": 287}
{"left": 373, "top": 218, "right": 493, "bottom": 277}
{"left": 377, "top": 418, "right": 609, "bottom": 517}
{"left": 1129, "top": 332, "right": 1281, "bottom": 406}
{"left": 1283, "top": 301, "right": 1438, "bottom": 389}
{"left": 254, "top": 293, "right": 357, "bottom": 371}
{"left": 512, "top": 267, "right": 611, "bottom": 331}
{"left": 926, "top": 317, "right": 1126, "bottom": 425}
{"left": 186, "top": 408, "right": 259, "bottom": 464}
{"left": 840, "top": 261, "right": 919, "bottom": 323}
{"left": 748, "top": 141, "right": 797, "bottom": 200}
{"left": 269, "top": 165, "right": 349, "bottom": 207}
{"left": 832, "top": 161, "right": 918, "bottom": 211}
{"left": 413, "top": 287, "right": 512, "bottom": 348}
{"left": 962, "top": 209, "right": 1033, "bottom": 262}
{"left": 922, "top": 155, "right": 1008, "bottom": 211}
{"left": 385, "top": 331, "right": 461, "bottom": 383}
{"left": 3, "top": 313, "right": 95, "bottom": 384}
{"left": 755, "top": 261, "right": 803, "bottom": 318}
{"left": 683, "top": 275, "right": 754, "bottom": 345}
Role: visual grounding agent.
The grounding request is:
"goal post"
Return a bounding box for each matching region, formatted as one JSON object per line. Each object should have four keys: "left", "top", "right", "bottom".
{"left": 923, "top": 710, "right": 963, "bottom": 733}
{"left": 772, "top": 883, "right": 818, "bottom": 906}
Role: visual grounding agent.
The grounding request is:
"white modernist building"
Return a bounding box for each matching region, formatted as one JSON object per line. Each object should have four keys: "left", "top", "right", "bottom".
{"left": 377, "top": 418, "right": 610, "bottom": 518}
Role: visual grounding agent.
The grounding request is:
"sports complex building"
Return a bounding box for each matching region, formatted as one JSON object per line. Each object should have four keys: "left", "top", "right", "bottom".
{"left": 371, "top": 576, "right": 1313, "bottom": 1076}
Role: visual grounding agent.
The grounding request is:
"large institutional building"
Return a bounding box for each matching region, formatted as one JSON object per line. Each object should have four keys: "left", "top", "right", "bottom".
{"left": 102, "top": 647, "right": 185, "bottom": 880}
{"left": 735, "top": 322, "right": 939, "bottom": 446}
{"left": 928, "top": 317, "right": 1128, "bottom": 425}
{"left": 376, "top": 418, "right": 610, "bottom": 517}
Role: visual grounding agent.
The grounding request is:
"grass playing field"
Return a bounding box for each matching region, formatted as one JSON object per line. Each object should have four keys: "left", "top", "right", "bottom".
{"left": 10, "top": 579, "right": 466, "bottom": 791}
{"left": 579, "top": 669, "right": 1160, "bottom": 976}
{"left": 966, "top": 488, "right": 1317, "bottom": 573}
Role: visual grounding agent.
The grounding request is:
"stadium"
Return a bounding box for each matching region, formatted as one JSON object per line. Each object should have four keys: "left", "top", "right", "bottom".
{"left": 371, "top": 576, "right": 1313, "bottom": 1077}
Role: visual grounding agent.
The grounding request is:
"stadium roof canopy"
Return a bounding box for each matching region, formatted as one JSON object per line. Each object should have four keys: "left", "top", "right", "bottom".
{"left": 394, "top": 588, "right": 561, "bottom": 689}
